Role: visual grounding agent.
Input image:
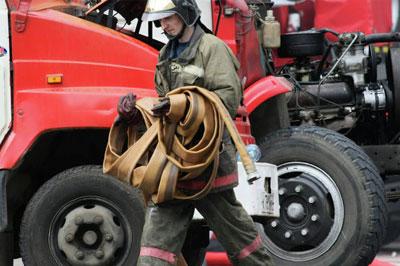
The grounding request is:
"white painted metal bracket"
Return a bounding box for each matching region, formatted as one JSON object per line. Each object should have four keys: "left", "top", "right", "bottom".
{"left": 193, "top": 162, "right": 280, "bottom": 220}
{"left": 0, "top": 0, "right": 12, "bottom": 145}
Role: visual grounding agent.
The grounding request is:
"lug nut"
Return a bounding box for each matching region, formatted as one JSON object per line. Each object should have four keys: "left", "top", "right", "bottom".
{"left": 278, "top": 188, "right": 287, "bottom": 196}
{"left": 93, "top": 216, "right": 104, "bottom": 225}
{"left": 284, "top": 231, "right": 292, "bottom": 239}
{"left": 301, "top": 228, "right": 309, "bottom": 236}
{"left": 95, "top": 250, "right": 104, "bottom": 259}
{"left": 105, "top": 233, "right": 113, "bottom": 242}
{"left": 295, "top": 185, "right": 303, "bottom": 193}
{"left": 65, "top": 233, "right": 74, "bottom": 242}
{"left": 308, "top": 196, "right": 317, "bottom": 204}
{"left": 75, "top": 216, "right": 83, "bottom": 225}
{"left": 75, "top": 251, "right": 85, "bottom": 260}
{"left": 270, "top": 220, "right": 278, "bottom": 228}
{"left": 311, "top": 214, "right": 319, "bottom": 222}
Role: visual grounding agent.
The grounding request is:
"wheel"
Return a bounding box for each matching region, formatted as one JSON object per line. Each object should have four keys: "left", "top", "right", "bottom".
{"left": 257, "top": 126, "right": 387, "bottom": 266}
{"left": 20, "top": 165, "right": 145, "bottom": 266}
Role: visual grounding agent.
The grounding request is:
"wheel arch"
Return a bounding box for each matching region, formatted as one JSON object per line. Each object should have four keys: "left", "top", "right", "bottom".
{"left": 243, "top": 76, "right": 292, "bottom": 114}
{"left": 244, "top": 76, "right": 292, "bottom": 141}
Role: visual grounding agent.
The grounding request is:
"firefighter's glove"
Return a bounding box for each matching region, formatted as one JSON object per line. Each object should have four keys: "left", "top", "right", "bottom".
{"left": 152, "top": 97, "right": 171, "bottom": 117}
{"left": 117, "top": 92, "right": 140, "bottom": 125}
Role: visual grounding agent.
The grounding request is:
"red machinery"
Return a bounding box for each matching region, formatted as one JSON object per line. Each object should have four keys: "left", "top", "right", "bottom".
{"left": 0, "top": 0, "right": 396, "bottom": 265}
{"left": 314, "top": 0, "right": 392, "bottom": 34}
{"left": 274, "top": 0, "right": 392, "bottom": 34}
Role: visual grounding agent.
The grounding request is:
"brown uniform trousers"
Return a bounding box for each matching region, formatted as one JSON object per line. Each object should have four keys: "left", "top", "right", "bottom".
{"left": 137, "top": 189, "right": 273, "bottom": 265}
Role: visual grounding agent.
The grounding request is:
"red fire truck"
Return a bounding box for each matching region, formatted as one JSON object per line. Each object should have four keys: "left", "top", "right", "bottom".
{"left": 0, "top": 0, "right": 396, "bottom": 265}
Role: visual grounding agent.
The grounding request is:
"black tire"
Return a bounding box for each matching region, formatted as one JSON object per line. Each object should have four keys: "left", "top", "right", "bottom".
{"left": 20, "top": 165, "right": 145, "bottom": 266}
{"left": 258, "top": 126, "right": 387, "bottom": 266}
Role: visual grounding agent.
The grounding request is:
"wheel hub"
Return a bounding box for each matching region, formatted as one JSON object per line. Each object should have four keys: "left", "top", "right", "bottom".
{"left": 263, "top": 162, "right": 344, "bottom": 261}
{"left": 57, "top": 205, "right": 124, "bottom": 266}
{"left": 286, "top": 202, "right": 306, "bottom": 222}
{"left": 266, "top": 175, "right": 334, "bottom": 249}
{"left": 82, "top": 231, "right": 98, "bottom": 246}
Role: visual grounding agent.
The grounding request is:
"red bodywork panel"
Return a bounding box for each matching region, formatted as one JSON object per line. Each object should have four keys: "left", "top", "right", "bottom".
{"left": 1, "top": 0, "right": 290, "bottom": 168}
{"left": 1, "top": 8, "right": 158, "bottom": 168}
{"left": 211, "top": 0, "right": 236, "bottom": 53}
{"left": 7, "top": 0, "right": 85, "bottom": 10}
{"left": 243, "top": 76, "right": 293, "bottom": 114}
{"left": 314, "top": 0, "right": 392, "bottom": 34}
{"left": 213, "top": 0, "right": 265, "bottom": 88}
{"left": 273, "top": 0, "right": 392, "bottom": 35}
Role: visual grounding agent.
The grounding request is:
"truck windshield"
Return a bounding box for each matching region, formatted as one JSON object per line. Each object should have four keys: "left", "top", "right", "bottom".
{"left": 84, "top": 0, "right": 166, "bottom": 49}
{"left": 44, "top": 0, "right": 167, "bottom": 50}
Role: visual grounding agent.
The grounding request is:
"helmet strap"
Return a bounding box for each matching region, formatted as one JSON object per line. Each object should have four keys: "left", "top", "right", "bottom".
{"left": 176, "top": 23, "right": 187, "bottom": 41}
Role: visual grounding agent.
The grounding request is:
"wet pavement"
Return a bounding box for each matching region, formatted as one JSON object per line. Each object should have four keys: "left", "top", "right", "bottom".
{"left": 374, "top": 252, "right": 400, "bottom": 266}
{"left": 12, "top": 252, "right": 400, "bottom": 266}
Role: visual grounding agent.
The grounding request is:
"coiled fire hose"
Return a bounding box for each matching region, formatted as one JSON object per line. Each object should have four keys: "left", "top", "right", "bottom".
{"left": 103, "top": 86, "right": 259, "bottom": 204}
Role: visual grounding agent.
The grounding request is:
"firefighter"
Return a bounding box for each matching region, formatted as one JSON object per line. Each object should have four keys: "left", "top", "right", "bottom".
{"left": 118, "top": 0, "right": 273, "bottom": 265}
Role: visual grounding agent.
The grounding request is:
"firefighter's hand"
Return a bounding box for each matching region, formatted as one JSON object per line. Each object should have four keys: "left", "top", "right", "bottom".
{"left": 117, "top": 92, "right": 139, "bottom": 124}
{"left": 152, "top": 97, "right": 171, "bottom": 117}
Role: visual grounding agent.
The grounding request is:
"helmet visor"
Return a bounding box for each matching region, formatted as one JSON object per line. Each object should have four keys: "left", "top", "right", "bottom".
{"left": 142, "top": 11, "right": 176, "bottom": 22}
{"left": 142, "top": 0, "right": 176, "bottom": 22}
{"left": 144, "top": 0, "right": 175, "bottom": 13}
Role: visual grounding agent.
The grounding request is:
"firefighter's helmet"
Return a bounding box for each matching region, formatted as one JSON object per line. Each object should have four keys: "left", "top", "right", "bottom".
{"left": 142, "top": 0, "right": 201, "bottom": 27}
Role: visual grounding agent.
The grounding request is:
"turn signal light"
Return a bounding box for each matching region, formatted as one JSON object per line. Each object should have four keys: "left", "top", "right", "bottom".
{"left": 47, "top": 74, "right": 63, "bottom": 84}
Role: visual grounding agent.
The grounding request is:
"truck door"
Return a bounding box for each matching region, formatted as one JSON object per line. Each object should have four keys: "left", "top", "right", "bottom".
{"left": 0, "top": 0, "right": 11, "bottom": 144}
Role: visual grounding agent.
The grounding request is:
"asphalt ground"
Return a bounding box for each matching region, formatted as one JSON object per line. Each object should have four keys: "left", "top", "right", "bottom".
{"left": 12, "top": 235, "right": 400, "bottom": 266}
{"left": 12, "top": 252, "right": 400, "bottom": 266}
{"left": 374, "top": 252, "right": 400, "bottom": 266}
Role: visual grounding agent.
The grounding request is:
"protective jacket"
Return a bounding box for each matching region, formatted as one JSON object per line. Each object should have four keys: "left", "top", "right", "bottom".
{"left": 136, "top": 23, "right": 272, "bottom": 266}
{"left": 155, "top": 25, "right": 242, "bottom": 193}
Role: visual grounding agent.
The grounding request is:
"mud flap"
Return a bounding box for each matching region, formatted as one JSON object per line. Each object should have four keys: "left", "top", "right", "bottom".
{"left": 0, "top": 170, "right": 8, "bottom": 232}
{"left": 0, "top": 171, "right": 12, "bottom": 265}
{"left": 0, "top": 231, "right": 13, "bottom": 266}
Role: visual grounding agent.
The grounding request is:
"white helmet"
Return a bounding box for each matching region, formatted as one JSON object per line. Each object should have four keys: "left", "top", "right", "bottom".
{"left": 142, "top": 0, "right": 201, "bottom": 27}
